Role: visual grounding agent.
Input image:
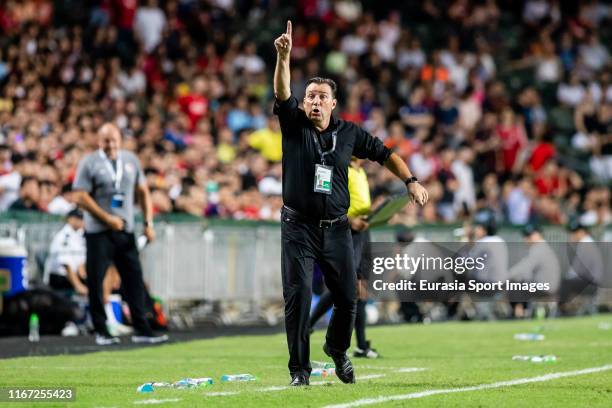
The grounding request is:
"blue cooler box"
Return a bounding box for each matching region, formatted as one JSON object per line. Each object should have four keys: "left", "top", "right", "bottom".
{"left": 0, "top": 238, "right": 28, "bottom": 297}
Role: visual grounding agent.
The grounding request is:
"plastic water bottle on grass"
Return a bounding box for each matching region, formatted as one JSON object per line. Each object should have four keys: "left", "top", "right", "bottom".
{"left": 137, "top": 382, "right": 172, "bottom": 393}
{"left": 311, "top": 368, "right": 335, "bottom": 378}
{"left": 531, "top": 355, "right": 557, "bottom": 363}
{"left": 28, "top": 313, "right": 40, "bottom": 342}
{"left": 221, "top": 374, "right": 256, "bottom": 382}
{"left": 174, "top": 378, "right": 213, "bottom": 388}
{"left": 512, "top": 355, "right": 557, "bottom": 363}
{"left": 312, "top": 361, "right": 335, "bottom": 370}
{"left": 513, "top": 333, "right": 544, "bottom": 341}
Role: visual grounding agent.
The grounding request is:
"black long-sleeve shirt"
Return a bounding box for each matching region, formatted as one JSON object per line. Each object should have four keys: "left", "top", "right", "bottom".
{"left": 274, "top": 95, "right": 391, "bottom": 219}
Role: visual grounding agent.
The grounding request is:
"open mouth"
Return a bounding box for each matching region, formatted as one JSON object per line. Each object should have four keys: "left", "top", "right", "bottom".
{"left": 311, "top": 108, "right": 321, "bottom": 116}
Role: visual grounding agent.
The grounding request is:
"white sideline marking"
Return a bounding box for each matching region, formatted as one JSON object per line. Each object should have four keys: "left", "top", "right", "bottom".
{"left": 206, "top": 391, "right": 240, "bottom": 396}
{"left": 323, "top": 364, "right": 612, "bottom": 408}
{"left": 204, "top": 373, "right": 389, "bottom": 397}
{"left": 259, "top": 386, "right": 289, "bottom": 392}
{"left": 134, "top": 398, "right": 181, "bottom": 405}
{"left": 356, "top": 374, "right": 385, "bottom": 380}
{"left": 357, "top": 366, "right": 425, "bottom": 371}
{"left": 397, "top": 367, "right": 427, "bottom": 373}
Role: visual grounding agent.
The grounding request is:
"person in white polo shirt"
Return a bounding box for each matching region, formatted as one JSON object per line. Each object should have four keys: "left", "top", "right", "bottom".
{"left": 44, "top": 209, "right": 88, "bottom": 295}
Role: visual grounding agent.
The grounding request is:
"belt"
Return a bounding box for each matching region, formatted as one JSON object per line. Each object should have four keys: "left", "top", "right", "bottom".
{"left": 282, "top": 206, "right": 347, "bottom": 229}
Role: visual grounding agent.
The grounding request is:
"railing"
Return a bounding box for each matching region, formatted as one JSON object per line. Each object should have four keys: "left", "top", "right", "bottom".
{"left": 1, "top": 212, "right": 610, "bottom": 316}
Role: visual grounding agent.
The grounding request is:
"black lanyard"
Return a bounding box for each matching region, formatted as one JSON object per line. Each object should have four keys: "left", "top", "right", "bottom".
{"left": 312, "top": 130, "right": 337, "bottom": 165}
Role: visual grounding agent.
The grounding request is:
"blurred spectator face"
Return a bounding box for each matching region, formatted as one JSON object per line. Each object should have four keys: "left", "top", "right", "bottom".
{"left": 525, "top": 231, "right": 542, "bottom": 244}
{"left": 268, "top": 116, "right": 280, "bottom": 132}
{"left": 569, "top": 228, "right": 587, "bottom": 243}
{"left": 20, "top": 177, "right": 40, "bottom": 202}
{"left": 303, "top": 82, "right": 337, "bottom": 128}
{"left": 520, "top": 178, "right": 534, "bottom": 196}
{"left": 410, "top": 87, "right": 425, "bottom": 106}
{"left": 500, "top": 108, "right": 514, "bottom": 126}
{"left": 0, "top": 146, "right": 11, "bottom": 165}
{"left": 473, "top": 224, "right": 487, "bottom": 240}
{"left": 542, "top": 160, "right": 558, "bottom": 176}
{"left": 67, "top": 214, "right": 84, "bottom": 230}
{"left": 482, "top": 112, "right": 498, "bottom": 130}
{"left": 218, "top": 127, "right": 233, "bottom": 144}
{"left": 98, "top": 123, "right": 122, "bottom": 160}
{"left": 441, "top": 149, "right": 455, "bottom": 166}
{"left": 193, "top": 77, "right": 208, "bottom": 96}
{"left": 458, "top": 146, "right": 474, "bottom": 163}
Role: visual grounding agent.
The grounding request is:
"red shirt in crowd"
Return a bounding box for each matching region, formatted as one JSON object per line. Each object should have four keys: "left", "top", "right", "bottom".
{"left": 178, "top": 94, "right": 209, "bottom": 131}
{"left": 496, "top": 124, "right": 527, "bottom": 171}
{"left": 534, "top": 174, "right": 560, "bottom": 195}
{"left": 529, "top": 142, "right": 556, "bottom": 172}
{"left": 142, "top": 55, "right": 166, "bottom": 91}
{"left": 114, "top": 0, "right": 137, "bottom": 29}
{"left": 340, "top": 111, "right": 365, "bottom": 124}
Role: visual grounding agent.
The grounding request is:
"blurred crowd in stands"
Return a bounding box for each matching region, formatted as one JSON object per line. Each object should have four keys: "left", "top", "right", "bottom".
{"left": 0, "top": 0, "right": 610, "bottom": 227}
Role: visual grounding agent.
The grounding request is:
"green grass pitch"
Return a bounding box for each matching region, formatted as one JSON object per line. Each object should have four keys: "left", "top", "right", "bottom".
{"left": 1, "top": 315, "right": 611, "bottom": 407}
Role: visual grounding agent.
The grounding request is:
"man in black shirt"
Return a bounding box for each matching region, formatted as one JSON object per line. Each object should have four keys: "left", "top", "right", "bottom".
{"left": 274, "top": 21, "right": 428, "bottom": 386}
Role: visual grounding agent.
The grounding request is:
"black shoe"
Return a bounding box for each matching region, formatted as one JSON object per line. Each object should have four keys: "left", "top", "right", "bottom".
{"left": 95, "top": 333, "right": 120, "bottom": 346}
{"left": 323, "top": 343, "right": 355, "bottom": 384}
{"left": 289, "top": 374, "right": 310, "bottom": 386}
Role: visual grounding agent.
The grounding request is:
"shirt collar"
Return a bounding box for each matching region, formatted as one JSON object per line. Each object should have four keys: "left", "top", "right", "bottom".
{"left": 330, "top": 113, "right": 339, "bottom": 128}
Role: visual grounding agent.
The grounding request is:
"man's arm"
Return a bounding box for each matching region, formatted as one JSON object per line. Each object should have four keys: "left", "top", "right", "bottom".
{"left": 384, "top": 152, "right": 429, "bottom": 206}
{"left": 137, "top": 183, "right": 155, "bottom": 242}
{"left": 64, "top": 264, "right": 88, "bottom": 295}
{"left": 273, "top": 20, "right": 292, "bottom": 101}
{"left": 72, "top": 190, "right": 124, "bottom": 230}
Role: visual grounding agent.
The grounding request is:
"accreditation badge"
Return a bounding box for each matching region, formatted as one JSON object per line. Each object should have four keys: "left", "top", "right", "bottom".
{"left": 111, "top": 193, "right": 125, "bottom": 209}
{"left": 314, "top": 164, "right": 333, "bottom": 195}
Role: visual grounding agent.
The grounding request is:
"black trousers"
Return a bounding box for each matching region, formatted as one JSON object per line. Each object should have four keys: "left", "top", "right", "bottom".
{"left": 310, "top": 230, "right": 369, "bottom": 349}
{"left": 85, "top": 230, "right": 152, "bottom": 336}
{"left": 281, "top": 209, "right": 357, "bottom": 377}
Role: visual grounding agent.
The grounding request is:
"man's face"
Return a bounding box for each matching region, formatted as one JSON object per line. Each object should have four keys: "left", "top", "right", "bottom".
{"left": 98, "top": 124, "right": 122, "bottom": 160}
{"left": 303, "top": 83, "right": 336, "bottom": 128}
{"left": 68, "top": 216, "right": 84, "bottom": 230}
{"left": 473, "top": 225, "right": 486, "bottom": 240}
{"left": 569, "top": 230, "right": 584, "bottom": 242}
{"left": 22, "top": 179, "right": 40, "bottom": 201}
{"left": 0, "top": 148, "right": 10, "bottom": 162}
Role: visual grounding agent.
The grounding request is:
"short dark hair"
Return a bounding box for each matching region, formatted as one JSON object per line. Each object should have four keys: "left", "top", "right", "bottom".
{"left": 305, "top": 77, "right": 337, "bottom": 97}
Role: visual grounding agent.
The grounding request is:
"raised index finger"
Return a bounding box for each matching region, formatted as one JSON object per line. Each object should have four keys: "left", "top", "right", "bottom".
{"left": 286, "top": 20, "right": 292, "bottom": 36}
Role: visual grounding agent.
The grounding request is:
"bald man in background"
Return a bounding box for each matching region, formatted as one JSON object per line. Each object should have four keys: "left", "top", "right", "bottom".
{"left": 73, "top": 123, "right": 167, "bottom": 345}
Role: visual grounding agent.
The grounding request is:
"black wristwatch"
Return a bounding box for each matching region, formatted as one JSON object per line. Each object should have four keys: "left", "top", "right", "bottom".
{"left": 404, "top": 176, "right": 419, "bottom": 185}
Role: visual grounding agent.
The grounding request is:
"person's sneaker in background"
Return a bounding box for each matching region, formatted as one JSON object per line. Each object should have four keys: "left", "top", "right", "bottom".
{"left": 95, "top": 333, "right": 121, "bottom": 345}
{"left": 353, "top": 347, "right": 379, "bottom": 359}
{"left": 61, "top": 322, "right": 79, "bottom": 337}
{"left": 131, "top": 333, "right": 169, "bottom": 344}
{"left": 107, "top": 322, "right": 134, "bottom": 336}
{"left": 353, "top": 340, "right": 380, "bottom": 359}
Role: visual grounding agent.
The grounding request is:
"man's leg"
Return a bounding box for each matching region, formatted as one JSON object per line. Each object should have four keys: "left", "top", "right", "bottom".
{"left": 319, "top": 223, "right": 356, "bottom": 355}
{"left": 354, "top": 297, "right": 368, "bottom": 350}
{"left": 281, "top": 217, "right": 317, "bottom": 379}
{"left": 112, "top": 232, "right": 153, "bottom": 336}
{"left": 85, "top": 232, "right": 113, "bottom": 335}
{"left": 352, "top": 231, "right": 369, "bottom": 351}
